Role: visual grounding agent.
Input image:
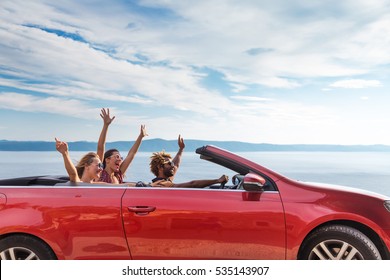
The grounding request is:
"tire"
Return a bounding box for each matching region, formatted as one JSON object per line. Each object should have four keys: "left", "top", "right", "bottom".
{"left": 299, "top": 224, "right": 381, "bottom": 260}
{"left": 0, "top": 234, "right": 57, "bottom": 260}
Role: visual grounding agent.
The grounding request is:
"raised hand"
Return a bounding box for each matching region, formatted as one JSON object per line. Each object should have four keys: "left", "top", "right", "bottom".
{"left": 100, "top": 108, "right": 115, "bottom": 126}
{"left": 177, "top": 134, "right": 185, "bottom": 150}
{"left": 140, "top": 124, "right": 148, "bottom": 138}
{"left": 55, "top": 137, "right": 68, "bottom": 154}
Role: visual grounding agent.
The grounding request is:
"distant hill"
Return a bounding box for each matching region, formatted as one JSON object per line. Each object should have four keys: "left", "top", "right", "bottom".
{"left": 1, "top": 139, "right": 390, "bottom": 152}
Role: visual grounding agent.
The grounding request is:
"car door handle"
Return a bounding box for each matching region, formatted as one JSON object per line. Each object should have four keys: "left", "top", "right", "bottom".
{"left": 127, "top": 206, "right": 156, "bottom": 215}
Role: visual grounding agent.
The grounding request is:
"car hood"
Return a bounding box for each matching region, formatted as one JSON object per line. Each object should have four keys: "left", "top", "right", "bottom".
{"left": 301, "top": 181, "right": 390, "bottom": 200}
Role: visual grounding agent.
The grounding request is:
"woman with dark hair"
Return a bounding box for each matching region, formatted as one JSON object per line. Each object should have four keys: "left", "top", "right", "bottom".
{"left": 97, "top": 108, "right": 147, "bottom": 184}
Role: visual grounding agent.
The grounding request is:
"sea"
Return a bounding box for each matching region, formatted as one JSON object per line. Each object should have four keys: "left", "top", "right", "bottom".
{"left": 0, "top": 151, "right": 389, "bottom": 197}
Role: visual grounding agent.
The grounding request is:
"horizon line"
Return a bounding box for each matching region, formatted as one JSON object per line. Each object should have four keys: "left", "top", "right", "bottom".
{"left": 1, "top": 139, "right": 390, "bottom": 147}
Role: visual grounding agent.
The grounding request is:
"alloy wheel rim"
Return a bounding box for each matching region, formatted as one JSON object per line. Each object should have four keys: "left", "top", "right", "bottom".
{"left": 308, "top": 239, "right": 364, "bottom": 260}
{"left": 0, "top": 247, "right": 39, "bottom": 260}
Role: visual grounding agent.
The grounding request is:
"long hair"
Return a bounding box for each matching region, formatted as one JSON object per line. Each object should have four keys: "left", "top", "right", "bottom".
{"left": 150, "top": 151, "right": 171, "bottom": 176}
{"left": 76, "top": 152, "right": 99, "bottom": 178}
{"left": 103, "top": 149, "right": 119, "bottom": 169}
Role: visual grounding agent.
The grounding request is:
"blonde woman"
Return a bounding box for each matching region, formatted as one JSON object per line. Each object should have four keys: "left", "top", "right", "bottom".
{"left": 55, "top": 138, "right": 103, "bottom": 183}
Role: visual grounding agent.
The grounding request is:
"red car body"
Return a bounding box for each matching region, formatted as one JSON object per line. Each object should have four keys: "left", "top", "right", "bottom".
{"left": 0, "top": 145, "right": 390, "bottom": 260}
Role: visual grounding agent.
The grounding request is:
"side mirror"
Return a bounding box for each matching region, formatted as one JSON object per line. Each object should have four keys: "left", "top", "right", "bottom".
{"left": 242, "top": 173, "right": 266, "bottom": 192}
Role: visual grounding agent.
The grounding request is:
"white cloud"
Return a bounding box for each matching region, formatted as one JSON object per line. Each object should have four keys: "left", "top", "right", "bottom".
{"left": 1, "top": 0, "right": 390, "bottom": 144}
{"left": 134, "top": 0, "right": 390, "bottom": 82}
{"left": 0, "top": 92, "right": 98, "bottom": 118}
{"left": 3, "top": 0, "right": 390, "bottom": 80}
{"left": 2, "top": 0, "right": 390, "bottom": 92}
{"left": 0, "top": 18, "right": 232, "bottom": 117}
{"left": 0, "top": 78, "right": 153, "bottom": 104}
{"left": 330, "top": 79, "right": 382, "bottom": 89}
{"left": 230, "top": 96, "right": 273, "bottom": 102}
{"left": 230, "top": 83, "right": 248, "bottom": 93}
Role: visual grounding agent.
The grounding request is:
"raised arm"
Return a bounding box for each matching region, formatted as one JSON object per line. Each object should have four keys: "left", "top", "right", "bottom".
{"left": 97, "top": 108, "right": 115, "bottom": 161}
{"left": 120, "top": 124, "right": 148, "bottom": 174}
{"left": 55, "top": 138, "right": 79, "bottom": 182}
{"left": 171, "top": 135, "right": 185, "bottom": 177}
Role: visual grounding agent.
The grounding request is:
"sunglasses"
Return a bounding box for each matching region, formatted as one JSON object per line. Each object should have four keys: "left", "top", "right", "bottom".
{"left": 97, "top": 163, "right": 104, "bottom": 169}
{"left": 109, "top": 154, "right": 123, "bottom": 160}
{"left": 163, "top": 160, "right": 175, "bottom": 167}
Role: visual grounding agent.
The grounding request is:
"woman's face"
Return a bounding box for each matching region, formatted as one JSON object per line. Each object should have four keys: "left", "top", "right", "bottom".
{"left": 86, "top": 158, "right": 103, "bottom": 180}
{"left": 105, "top": 152, "right": 123, "bottom": 172}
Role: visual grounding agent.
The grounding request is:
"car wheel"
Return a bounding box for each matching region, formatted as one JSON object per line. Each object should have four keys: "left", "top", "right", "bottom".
{"left": 299, "top": 224, "right": 381, "bottom": 260}
{"left": 0, "top": 234, "right": 57, "bottom": 260}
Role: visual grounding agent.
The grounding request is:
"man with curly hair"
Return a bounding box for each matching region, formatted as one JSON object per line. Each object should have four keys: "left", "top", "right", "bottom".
{"left": 150, "top": 137, "right": 228, "bottom": 188}
{"left": 150, "top": 135, "right": 185, "bottom": 183}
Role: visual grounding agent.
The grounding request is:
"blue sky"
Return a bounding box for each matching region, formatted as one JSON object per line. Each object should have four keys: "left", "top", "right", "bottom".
{"left": 1, "top": 0, "right": 390, "bottom": 145}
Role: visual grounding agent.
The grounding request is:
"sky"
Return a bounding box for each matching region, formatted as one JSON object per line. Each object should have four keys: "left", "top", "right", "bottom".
{"left": 1, "top": 0, "right": 390, "bottom": 145}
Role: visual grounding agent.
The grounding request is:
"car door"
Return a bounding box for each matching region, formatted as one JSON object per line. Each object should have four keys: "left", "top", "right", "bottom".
{"left": 0, "top": 185, "right": 131, "bottom": 260}
{"left": 121, "top": 187, "right": 285, "bottom": 259}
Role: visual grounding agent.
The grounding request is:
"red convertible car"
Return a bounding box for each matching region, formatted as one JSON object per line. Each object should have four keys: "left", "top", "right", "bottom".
{"left": 0, "top": 145, "right": 389, "bottom": 260}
